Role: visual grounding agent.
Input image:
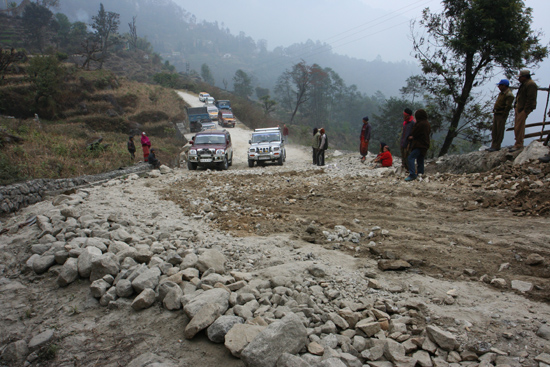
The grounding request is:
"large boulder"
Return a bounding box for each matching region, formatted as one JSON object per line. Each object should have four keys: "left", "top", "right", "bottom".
{"left": 224, "top": 324, "right": 266, "bottom": 358}
{"left": 132, "top": 267, "right": 161, "bottom": 293}
{"left": 78, "top": 246, "right": 103, "bottom": 278}
{"left": 32, "top": 255, "right": 56, "bottom": 274}
{"left": 90, "top": 253, "right": 120, "bottom": 282}
{"left": 241, "top": 313, "right": 308, "bottom": 367}
{"left": 184, "top": 303, "right": 222, "bottom": 339}
{"left": 131, "top": 289, "right": 156, "bottom": 310}
{"left": 514, "top": 141, "right": 549, "bottom": 166}
{"left": 57, "top": 257, "right": 79, "bottom": 287}
{"left": 196, "top": 249, "right": 226, "bottom": 274}
{"left": 426, "top": 325, "right": 459, "bottom": 351}
{"left": 207, "top": 315, "right": 244, "bottom": 343}
{"left": 183, "top": 288, "right": 230, "bottom": 318}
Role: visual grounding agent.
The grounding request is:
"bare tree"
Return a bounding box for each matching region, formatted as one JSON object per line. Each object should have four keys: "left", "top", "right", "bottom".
{"left": 275, "top": 61, "right": 314, "bottom": 123}
{"left": 80, "top": 35, "right": 102, "bottom": 70}
{"left": 128, "top": 16, "right": 137, "bottom": 50}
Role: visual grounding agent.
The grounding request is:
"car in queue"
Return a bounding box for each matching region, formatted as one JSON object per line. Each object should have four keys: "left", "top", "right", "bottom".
{"left": 218, "top": 110, "right": 236, "bottom": 128}
{"left": 198, "top": 92, "right": 210, "bottom": 102}
{"left": 207, "top": 105, "right": 219, "bottom": 121}
{"left": 247, "top": 127, "right": 286, "bottom": 167}
{"left": 187, "top": 129, "right": 233, "bottom": 170}
{"left": 200, "top": 120, "right": 217, "bottom": 131}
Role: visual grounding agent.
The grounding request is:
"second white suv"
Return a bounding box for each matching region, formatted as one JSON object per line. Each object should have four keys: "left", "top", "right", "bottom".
{"left": 247, "top": 127, "right": 286, "bottom": 167}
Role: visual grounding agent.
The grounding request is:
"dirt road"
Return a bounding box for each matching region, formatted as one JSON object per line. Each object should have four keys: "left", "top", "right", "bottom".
{"left": 1, "top": 92, "right": 549, "bottom": 366}
{"left": 176, "top": 91, "right": 310, "bottom": 167}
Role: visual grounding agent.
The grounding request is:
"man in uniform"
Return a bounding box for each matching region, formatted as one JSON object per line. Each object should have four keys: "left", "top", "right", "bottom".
{"left": 486, "top": 79, "right": 514, "bottom": 152}
{"left": 510, "top": 69, "right": 538, "bottom": 152}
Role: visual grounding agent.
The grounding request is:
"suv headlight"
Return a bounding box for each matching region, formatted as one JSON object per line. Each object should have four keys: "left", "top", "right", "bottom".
{"left": 249, "top": 148, "right": 256, "bottom": 153}
{"left": 216, "top": 149, "right": 225, "bottom": 155}
{"left": 189, "top": 149, "right": 197, "bottom": 155}
{"left": 273, "top": 146, "right": 280, "bottom": 151}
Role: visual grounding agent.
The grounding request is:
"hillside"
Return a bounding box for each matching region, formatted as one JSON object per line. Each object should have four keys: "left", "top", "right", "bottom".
{"left": 54, "top": 0, "right": 418, "bottom": 97}
{"left": 0, "top": 50, "right": 188, "bottom": 185}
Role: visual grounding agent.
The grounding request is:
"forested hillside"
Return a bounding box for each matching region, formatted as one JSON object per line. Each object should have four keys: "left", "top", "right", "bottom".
{"left": 53, "top": 0, "right": 418, "bottom": 98}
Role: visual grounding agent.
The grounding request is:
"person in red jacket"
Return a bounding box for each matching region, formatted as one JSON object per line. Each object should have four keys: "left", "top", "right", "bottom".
{"left": 372, "top": 142, "right": 393, "bottom": 168}
{"left": 141, "top": 132, "right": 151, "bottom": 162}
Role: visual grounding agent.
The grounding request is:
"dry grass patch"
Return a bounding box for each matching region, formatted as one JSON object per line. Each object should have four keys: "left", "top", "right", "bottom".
{"left": 0, "top": 118, "right": 182, "bottom": 185}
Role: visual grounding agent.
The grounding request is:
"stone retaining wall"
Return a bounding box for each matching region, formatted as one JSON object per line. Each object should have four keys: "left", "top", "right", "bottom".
{"left": 0, "top": 163, "right": 151, "bottom": 215}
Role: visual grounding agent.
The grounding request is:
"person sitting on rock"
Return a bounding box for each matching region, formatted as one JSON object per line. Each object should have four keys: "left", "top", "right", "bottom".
{"left": 148, "top": 148, "right": 161, "bottom": 169}
{"left": 372, "top": 142, "right": 393, "bottom": 168}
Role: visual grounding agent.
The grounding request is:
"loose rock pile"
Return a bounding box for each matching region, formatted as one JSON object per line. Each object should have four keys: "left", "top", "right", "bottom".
{"left": 0, "top": 173, "right": 546, "bottom": 367}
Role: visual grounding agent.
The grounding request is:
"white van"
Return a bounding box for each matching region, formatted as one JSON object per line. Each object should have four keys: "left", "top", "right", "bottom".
{"left": 205, "top": 97, "right": 215, "bottom": 105}
{"left": 198, "top": 92, "right": 210, "bottom": 102}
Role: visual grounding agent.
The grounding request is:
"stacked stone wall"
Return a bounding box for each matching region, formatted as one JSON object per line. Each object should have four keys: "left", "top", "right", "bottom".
{"left": 0, "top": 164, "right": 150, "bottom": 215}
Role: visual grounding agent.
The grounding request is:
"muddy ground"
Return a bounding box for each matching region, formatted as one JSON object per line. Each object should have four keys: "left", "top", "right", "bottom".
{"left": 165, "top": 158, "right": 550, "bottom": 303}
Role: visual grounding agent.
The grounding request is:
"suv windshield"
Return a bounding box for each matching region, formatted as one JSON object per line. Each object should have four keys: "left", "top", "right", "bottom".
{"left": 251, "top": 133, "right": 280, "bottom": 143}
{"left": 195, "top": 135, "right": 226, "bottom": 144}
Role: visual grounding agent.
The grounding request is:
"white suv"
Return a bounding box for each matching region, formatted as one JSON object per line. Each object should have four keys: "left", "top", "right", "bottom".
{"left": 198, "top": 92, "right": 210, "bottom": 102}
{"left": 247, "top": 127, "right": 286, "bottom": 167}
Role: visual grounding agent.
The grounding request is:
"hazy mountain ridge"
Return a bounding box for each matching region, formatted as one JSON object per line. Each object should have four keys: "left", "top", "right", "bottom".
{"left": 56, "top": 0, "right": 418, "bottom": 97}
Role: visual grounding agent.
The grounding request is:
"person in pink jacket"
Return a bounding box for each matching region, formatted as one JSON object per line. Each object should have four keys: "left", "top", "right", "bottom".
{"left": 141, "top": 132, "right": 151, "bottom": 162}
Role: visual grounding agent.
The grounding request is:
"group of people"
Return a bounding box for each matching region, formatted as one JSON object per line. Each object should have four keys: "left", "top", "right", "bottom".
{"left": 127, "top": 132, "right": 160, "bottom": 169}
{"left": 487, "top": 69, "right": 538, "bottom": 153}
{"left": 355, "top": 68, "right": 544, "bottom": 180}
{"left": 359, "top": 109, "right": 431, "bottom": 181}
{"left": 311, "top": 128, "right": 328, "bottom": 166}
{"left": 129, "top": 69, "right": 544, "bottom": 173}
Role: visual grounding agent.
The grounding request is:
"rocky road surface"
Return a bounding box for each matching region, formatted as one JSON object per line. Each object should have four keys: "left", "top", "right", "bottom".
{"left": 1, "top": 92, "right": 550, "bottom": 367}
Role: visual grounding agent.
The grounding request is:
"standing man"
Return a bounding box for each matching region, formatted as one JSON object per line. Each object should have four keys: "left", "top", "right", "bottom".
{"left": 486, "top": 79, "right": 515, "bottom": 152}
{"left": 317, "top": 128, "right": 327, "bottom": 166}
{"left": 127, "top": 135, "right": 136, "bottom": 161}
{"left": 405, "top": 109, "right": 431, "bottom": 182}
{"left": 400, "top": 108, "right": 415, "bottom": 171}
{"left": 312, "top": 128, "right": 320, "bottom": 165}
{"left": 510, "top": 69, "right": 538, "bottom": 152}
{"left": 282, "top": 124, "right": 289, "bottom": 144}
{"left": 360, "top": 116, "right": 371, "bottom": 163}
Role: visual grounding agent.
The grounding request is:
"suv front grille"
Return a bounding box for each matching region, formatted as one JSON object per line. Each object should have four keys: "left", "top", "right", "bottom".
{"left": 258, "top": 147, "right": 270, "bottom": 153}
{"left": 198, "top": 148, "right": 214, "bottom": 155}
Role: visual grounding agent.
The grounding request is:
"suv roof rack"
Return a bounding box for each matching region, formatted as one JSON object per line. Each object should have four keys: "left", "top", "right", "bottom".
{"left": 254, "top": 127, "right": 280, "bottom": 132}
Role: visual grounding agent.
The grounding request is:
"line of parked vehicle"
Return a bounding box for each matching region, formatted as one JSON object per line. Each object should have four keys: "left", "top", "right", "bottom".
{"left": 188, "top": 92, "right": 236, "bottom": 131}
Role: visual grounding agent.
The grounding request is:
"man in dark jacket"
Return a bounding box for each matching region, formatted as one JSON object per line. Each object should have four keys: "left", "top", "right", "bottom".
{"left": 510, "top": 69, "right": 538, "bottom": 152}
{"left": 487, "top": 79, "right": 514, "bottom": 152}
{"left": 360, "top": 116, "right": 371, "bottom": 163}
{"left": 127, "top": 136, "right": 136, "bottom": 161}
{"left": 148, "top": 148, "right": 161, "bottom": 169}
{"left": 400, "top": 108, "right": 415, "bottom": 170}
{"left": 405, "top": 109, "right": 431, "bottom": 181}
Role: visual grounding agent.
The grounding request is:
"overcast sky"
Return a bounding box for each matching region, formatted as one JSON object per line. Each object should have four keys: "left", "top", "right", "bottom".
{"left": 177, "top": 0, "right": 549, "bottom": 63}
{"left": 178, "top": 0, "right": 549, "bottom": 145}
{"left": 178, "top": 0, "right": 550, "bottom": 84}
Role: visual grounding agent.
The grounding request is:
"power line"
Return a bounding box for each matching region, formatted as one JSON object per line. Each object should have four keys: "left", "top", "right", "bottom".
{"left": 250, "top": 0, "right": 436, "bottom": 74}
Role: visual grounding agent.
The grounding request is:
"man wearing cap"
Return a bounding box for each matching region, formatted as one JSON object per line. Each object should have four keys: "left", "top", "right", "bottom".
{"left": 486, "top": 79, "right": 514, "bottom": 152}
{"left": 360, "top": 116, "right": 371, "bottom": 163}
{"left": 511, "top": 69, "right": 538, "bottom": 151}
{"left": 400, "top": 108, "right": 415, "bottom": 169}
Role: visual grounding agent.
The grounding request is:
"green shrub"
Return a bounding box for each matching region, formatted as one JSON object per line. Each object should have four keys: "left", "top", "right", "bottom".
{"left": 0, "top": 153, "right": 26, "bottom": 184}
